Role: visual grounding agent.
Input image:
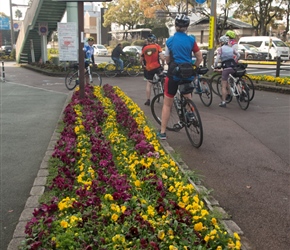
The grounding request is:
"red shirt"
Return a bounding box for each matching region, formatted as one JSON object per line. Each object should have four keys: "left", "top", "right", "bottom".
{"left": 142, "top": 43, "right": 162, "bottom": 71}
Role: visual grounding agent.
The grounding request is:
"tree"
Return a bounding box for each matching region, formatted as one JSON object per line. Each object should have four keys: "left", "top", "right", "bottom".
{"left": 103, "top": 0, "right": 145, "bottom": 39}
{"left": 15, "top": 9, "right": 22, "bottom": 20}
{"left": 232, "top": 0, "right": 284, "bottom": 35}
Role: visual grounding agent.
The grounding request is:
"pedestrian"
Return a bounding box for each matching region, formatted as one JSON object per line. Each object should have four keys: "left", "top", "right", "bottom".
{"left": 157, "top": 14, "right": 203, "bottom": 140}
{"left": 83, "top": 37, "right": 96, "bottom": 84}
{"left": 111, "top": 43, "right": 127, "bottom": 71}
{"left": 214, "top": 35, "right": 240, "bottom": 108}
{"left": 140, "top": 34, "right": 165, "bottom": 106}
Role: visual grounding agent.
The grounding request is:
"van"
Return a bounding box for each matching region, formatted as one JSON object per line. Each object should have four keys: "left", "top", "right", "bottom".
{"left": 238, "top": 36, "right": 290, "bottom": 60}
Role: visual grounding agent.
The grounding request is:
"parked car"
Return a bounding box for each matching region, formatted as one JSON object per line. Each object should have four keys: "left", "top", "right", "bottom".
{"left": 238, "top": 44, "right": 268, "bottom": 60}
{"left": 93, "top": 44, "right": 108, "bottom": 56}
{"left": 0, "top": 45, "right": 12, "bottom": 55}
{"left": 123, "top": 46, "right": 143, "bottom": 56}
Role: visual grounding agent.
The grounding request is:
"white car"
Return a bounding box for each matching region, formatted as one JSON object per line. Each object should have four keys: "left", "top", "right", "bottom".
{"left": 123, "top": 46, "right": 143, "bottom": 56}
{"left": 93, "top": 44, "right": 108, "bottom": 56}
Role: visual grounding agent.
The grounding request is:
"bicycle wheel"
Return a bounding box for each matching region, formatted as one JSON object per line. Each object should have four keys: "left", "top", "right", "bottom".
{"left": 90, "top": 71, "right": 102, "bottom": 86}
{"left": 104, "top": 63, "right": 118, "bottom": 77}
{"left": 182, "top": 98, "right": 203, "bottom": 148}
{"left": 198, "top": 78, "right": 213, "bottom": 107}
{"left": 216, "top": 77, "right": 233, "bottom": 103}
{"left": 236, "top": 79, "right": 250, "bottom": 110}
{"left": 241, "top": 74, "right": 255, "bottom": 101}
{"left": 65, "top": 70, "right": 78, "bottom": 90}
{"left": 209, "top": 73, "right": 222, "bottom": 96}
{"left": 126, "top": 63, "right": 141, "bottom": 77}
{"left": 151, "top": 93, "right": 182, "bottom": 132}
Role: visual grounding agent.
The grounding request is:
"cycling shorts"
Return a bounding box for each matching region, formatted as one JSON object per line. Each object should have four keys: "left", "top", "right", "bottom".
{"left": 163, "top": 76, "right": 191, "bottom": 98}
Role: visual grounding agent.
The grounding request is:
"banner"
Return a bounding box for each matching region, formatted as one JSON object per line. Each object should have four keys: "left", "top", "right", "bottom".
{"left": 58, "top": 22, "right": 78, "bottom": 61}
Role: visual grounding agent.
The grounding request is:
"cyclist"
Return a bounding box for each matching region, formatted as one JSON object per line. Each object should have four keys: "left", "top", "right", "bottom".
{"left": 214, "top": 35, "right": 240, "bottom": 107}
{"left": 111, "top": 43, "right": 127, "bottom": 71}
{"left": 140, "top": 34, "right": 165, "bottom": 106}
{"left": 83, "top": 37, "right": 96, "bottom": 84}
{"left": 157, "top": 14, "right": 202, "bottom": 140}
{"left": 225, "top": 30, "right": 239, "bottom": 60}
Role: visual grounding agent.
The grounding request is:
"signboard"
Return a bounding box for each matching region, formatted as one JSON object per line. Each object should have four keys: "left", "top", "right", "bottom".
{"left": 208, "top": 16, "right": 215, "bottom": 49}
{"left": 0, "top": 17, "right": 10, "bottom": 30}
{"left": 58, "top": 22, "right": 78, "bottom": 61}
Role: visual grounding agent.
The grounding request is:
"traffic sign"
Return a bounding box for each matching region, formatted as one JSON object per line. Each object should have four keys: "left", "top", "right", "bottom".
{"left": 0, "top": 17, "right": 10, "bottom": 30}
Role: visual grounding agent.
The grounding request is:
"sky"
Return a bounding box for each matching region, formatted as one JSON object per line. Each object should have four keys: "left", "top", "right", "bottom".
{"left": 0, "top": 0, "right": 30, "bottom": 18}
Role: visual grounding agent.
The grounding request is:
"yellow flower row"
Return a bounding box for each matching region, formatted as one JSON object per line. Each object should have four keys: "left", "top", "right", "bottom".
{"left": 113, "top": 86, "right": 242, "bottom": 249}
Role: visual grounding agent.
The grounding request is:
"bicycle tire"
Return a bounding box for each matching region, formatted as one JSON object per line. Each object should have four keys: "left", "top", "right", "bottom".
{"left": 183, "top": 98, "right": 203, "bottom": 148}
{"left": 151, "top": 93, "right": 181, "bottom": 132}
{"left": 236, "top": 79, "right": 250, "bottom": 110}
{"left": 90, "top": 71, "right": 102, "bottom": 86}
{"left": 198, "top": 78, "right": 213, "bottom": 107}
{"left": 65, "top": 70, "right": 78, "bottom": 90}
{"left": 241, "top": 74, "right": 255, "bottom": 101}
{"left": 126, "top": 63, "right": 141, "bottom": 77}
{"left": 216, "top": 77, "right": 233, "bottom": 103}
{"left": 209, "top": 73, "right": 222, "bottom": 96}
{"left": 104, "top": 63, "right": 118, "bottom": 77}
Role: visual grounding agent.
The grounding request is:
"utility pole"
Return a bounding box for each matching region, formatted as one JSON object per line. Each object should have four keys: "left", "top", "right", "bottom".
{"left": 207, "top": 0, "right": 217, "bottom": 72}
{"left": 9, "top": 0, "right": 15, "bottom": 47}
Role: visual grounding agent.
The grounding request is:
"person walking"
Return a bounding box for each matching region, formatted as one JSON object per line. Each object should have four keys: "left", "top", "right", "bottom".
{"left": 214, "top": 35, "right": 240, "bottom": 108}
{"left": 140, "top": 34, "right": 165, "bottom": 106}
{"left": 157, "top": 14, "right": 203, "bottom": 140}
{"left": 111, "top": 43, "right": 127, "bottom": 71}
{"left": 83, "top": 37, "right": 96, "bottom": 84}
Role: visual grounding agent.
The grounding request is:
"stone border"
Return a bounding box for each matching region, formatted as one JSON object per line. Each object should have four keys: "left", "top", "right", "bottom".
{"left": 8, "top": 90, "right": 254, "bottom": 249}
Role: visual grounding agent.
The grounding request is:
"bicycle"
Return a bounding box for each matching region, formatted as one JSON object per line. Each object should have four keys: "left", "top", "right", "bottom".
{"left": 104, "top": 56, "right": 141, "bottom": 77}
{"left": 151, "top": 81, "right": 203, "bottom": 148}
{"left": 210, "top": 63, "right": 255, "bottom": 101}
{"left": 149, "top": 70, "right": 166, "bottom": 97}
{"left": 65, "top": 62, "right": 102, "bottom": 90}
{"left": 193, "top": 66, "right": 213, "bottom": 107}
{"left": 215, "top": 67, "right": 250, "bottom": 110}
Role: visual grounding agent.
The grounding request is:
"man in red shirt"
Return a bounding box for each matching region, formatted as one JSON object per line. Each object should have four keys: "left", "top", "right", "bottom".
{"left": 140, "top": 34, "right": 165, "bottom": 105}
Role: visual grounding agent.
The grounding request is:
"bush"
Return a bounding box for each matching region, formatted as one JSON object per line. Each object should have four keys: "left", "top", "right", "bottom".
{"left": 132, "top": 39, "right": 146, "bottom": 46}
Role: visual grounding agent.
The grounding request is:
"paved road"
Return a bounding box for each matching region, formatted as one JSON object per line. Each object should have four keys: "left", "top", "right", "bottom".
{"left": 1, "top": 62, "right": 289, "bottom": 250}
{"left": 0, "top": 62, "right": 69, "bottom": 249}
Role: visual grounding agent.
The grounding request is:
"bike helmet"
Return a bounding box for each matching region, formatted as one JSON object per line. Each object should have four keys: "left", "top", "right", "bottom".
{"left": 147, "top": 34, "right": 157, "bottom": 43}
{"left": 219, "top": 35, "right": 229, "bottom": 45}
{"left": 225, "top": 30, "right": 236, "bottom": 39}
{"left": 175, "top": 14, "right": 190, "bottom": 28}
{"left": 87, "top": 37, "right": 94, "bottom": 42}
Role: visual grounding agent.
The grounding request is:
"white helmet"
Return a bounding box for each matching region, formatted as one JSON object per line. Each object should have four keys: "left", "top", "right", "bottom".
{"left": 219, "top": 35, "right": 229, "bottom": 45}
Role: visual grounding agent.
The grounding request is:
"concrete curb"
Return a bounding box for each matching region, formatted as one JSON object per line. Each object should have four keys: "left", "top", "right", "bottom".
{"left": 9, "top": 88, "right": 253, "bottom": 250}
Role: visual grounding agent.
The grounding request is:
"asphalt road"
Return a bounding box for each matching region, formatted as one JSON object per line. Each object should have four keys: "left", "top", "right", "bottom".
{"left": 1, "top": 62, "right": 289, "bottom": 250}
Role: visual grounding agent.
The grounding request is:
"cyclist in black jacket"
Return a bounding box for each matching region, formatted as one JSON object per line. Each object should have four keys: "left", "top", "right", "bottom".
{"left": 111, "top": 44, "right": 127, "bottom": 71}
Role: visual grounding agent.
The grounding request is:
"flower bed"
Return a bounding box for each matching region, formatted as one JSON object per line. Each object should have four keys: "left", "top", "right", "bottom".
{"left": 21, "top": 84, "right": 241, "bottom": 250}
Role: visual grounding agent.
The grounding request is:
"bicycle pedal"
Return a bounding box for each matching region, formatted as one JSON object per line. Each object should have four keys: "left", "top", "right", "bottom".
{"left": 173, "top": 122, "right": 183, "bottom": 131}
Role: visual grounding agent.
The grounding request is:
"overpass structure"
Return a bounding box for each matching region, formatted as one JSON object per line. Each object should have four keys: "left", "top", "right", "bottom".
{"left": 15, "top": 0, "right": 66, "bottom": 63}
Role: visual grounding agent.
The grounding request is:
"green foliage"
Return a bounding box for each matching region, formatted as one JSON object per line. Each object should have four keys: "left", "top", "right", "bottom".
{"left": 132, "top": 39, "right": 146, "bottom": 46}
{"left": 121, "top": 41, "right": 131, "bottom": 48}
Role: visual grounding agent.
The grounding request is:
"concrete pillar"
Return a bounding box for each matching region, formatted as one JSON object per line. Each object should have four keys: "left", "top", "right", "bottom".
{"left": 66, "top": 3, "right": 79, "bottom": 50}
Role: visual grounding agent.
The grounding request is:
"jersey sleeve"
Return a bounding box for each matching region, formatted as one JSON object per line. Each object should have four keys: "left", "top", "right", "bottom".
{"left": 192, "top": 42, "right": 200, "bottom": 53}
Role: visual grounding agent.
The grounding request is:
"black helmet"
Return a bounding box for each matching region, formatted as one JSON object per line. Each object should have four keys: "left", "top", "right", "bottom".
{"left": 175, "top": 14, "right": 190, "bottom": 28}
{"left": 147, "top": 34, "right": 157, "bottom": 43}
